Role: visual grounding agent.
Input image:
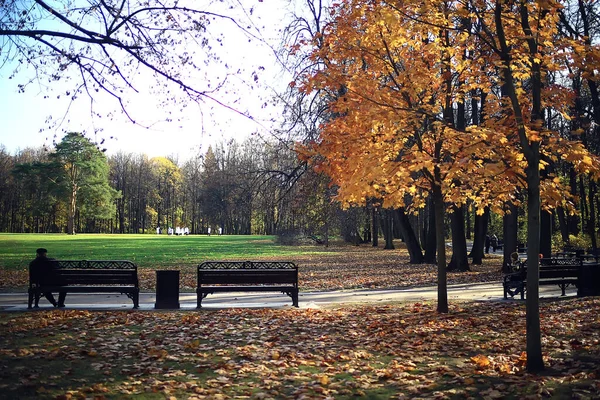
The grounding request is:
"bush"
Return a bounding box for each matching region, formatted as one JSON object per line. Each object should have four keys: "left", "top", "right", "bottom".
{"left": 566, "top": 233, "right": 592, "bottom": 250}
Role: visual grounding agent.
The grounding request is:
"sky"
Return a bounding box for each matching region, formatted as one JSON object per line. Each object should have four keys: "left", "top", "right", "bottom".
{"left": 0, "top": 0, "right": 295, "bottom": 161}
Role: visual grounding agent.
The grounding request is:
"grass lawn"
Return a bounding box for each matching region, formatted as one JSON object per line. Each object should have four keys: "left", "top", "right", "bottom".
{"left": 0, "top": 233, "right": 330, "bottom": 270}
{"left": 0, "top": 298, "right": 598, "bottom": 399}
{"left": 0, "top": 233, "right": 504, "bottom": 292}
{"left": 0, "top": 235, "right": 598, "bottom": 399}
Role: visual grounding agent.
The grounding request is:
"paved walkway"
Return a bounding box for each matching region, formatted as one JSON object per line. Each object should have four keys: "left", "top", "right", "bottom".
{"left": 0, "top": 282, "right": 577, "bottom": 311}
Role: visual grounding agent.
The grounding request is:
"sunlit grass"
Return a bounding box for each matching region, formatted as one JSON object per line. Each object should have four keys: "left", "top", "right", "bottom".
{"left": 0, "top": 233, "right": 336, "bottom": 271}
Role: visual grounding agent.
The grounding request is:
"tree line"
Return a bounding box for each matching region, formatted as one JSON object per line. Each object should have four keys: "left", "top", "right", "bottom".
{"left": 0, "top": 133, "right": 331, "bottom": 236}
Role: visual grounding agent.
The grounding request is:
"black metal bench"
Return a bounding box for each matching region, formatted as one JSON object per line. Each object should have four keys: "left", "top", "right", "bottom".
{"left": 28, "top": 260, "right": 140, "bottom": 309}
{"left": 503, "top": 258, "right": 580, "bottom": 299}
{"left": 197, "top": 261, "right": 299, "bottom": 308}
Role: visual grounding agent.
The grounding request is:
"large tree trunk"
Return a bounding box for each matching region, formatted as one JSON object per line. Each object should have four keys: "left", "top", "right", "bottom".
{"left": 470, "top": 207, "right": 489, "bottom": 265}
{"left": 424, "top": 196, "right": 437, "bottom": 263}
{"left": 433, "top": 175, "right": 448, "bottom": 313}
{"left": 396, "top": 208, "right": 423, "bottom": 263}
{"left": 589, "top": 181, "right": 597, "bottom": 250}
{"left": 447, "top": 205, "right": 470, "bottom": 271}
{"left": 540, "top": 210, "right": 552, "bottom": 259}
{"left": 68, "top": 187, "right": 77, "bottom": 235}
{"left": 496, "top": 0, "right": 544, "bottom": 371}
{"left": 525, "top": 146, "right": 543, "bottom": 372}
{"left": 372, "top": 207, "right": 379, "bottom": 247}
{"left": 383, "top": 209, "right": 395, "bottom": 249}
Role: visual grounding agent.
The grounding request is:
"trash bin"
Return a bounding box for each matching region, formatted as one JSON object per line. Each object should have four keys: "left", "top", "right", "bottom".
{"left": 578, "top": 263, "right": 600, "bottom": 297}
{"left": 155, "top": 270, "right": 180, "bottom": 309}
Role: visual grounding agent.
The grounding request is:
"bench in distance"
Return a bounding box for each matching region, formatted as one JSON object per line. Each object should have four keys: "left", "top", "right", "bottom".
{"left": 503, "top": 257, "right": 580, "bottom": 300}
{"left": 28, "top": 260, "right": 140, "bottom": 309}
{"left": 197, "top": 261, "right": 299, "bottom": 308}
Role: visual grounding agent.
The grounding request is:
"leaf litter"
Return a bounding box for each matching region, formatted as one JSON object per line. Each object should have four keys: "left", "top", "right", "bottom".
{"left": 1, "top": 298, "right": 599, "bottom": 399}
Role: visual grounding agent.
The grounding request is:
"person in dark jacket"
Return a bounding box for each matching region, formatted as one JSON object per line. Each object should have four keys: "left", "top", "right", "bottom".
{"left": 29, "top": 248, "right": 66, "bottom": 307}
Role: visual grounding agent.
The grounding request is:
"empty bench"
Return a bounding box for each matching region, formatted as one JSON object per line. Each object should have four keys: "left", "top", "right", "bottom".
{"left": 503, "top": 258, "right": 580, "bottom": 299}
{"left": 197, "top": 261, "right": 299, "bottom": 307}
{"left": 28, "top": 260, "right": 140, "bottom": 309}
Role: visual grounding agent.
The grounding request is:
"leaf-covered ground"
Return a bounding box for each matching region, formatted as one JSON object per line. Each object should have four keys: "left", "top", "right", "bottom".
{"left": 0, "top": 244, "right": 503, "bottom": 292}
{"left": 1, "top": 298, "right": 599, "bottom": 399}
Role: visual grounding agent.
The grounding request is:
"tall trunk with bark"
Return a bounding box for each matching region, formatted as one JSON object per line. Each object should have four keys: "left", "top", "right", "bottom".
{"left": 540, "top": 210, "right": 552, "bottom": 258}
{"left": 383, "top": 209, "right": 395, "bottom": 249}
{"left": 396, "top": 208, "right": 423, "bottom": 263}
{"left": 372, "top": 207, "right": 379, "bottom": 247}
{"left": 432, "top": 177, "right": 448, "bottom": 313}
{"left": 470, "top": 207, "right": 489, "bottom": 265}
{"left": 496, "top": 0, "right": 544, "bottom": 371}
{"left": 589, "top": 181, "right": 597, "bottom": 250}
{"left": 424, "top": 196, "right": 437, "bottom": 263}
{"left": 447, "top": 205, "right": 470, "bottom": 271}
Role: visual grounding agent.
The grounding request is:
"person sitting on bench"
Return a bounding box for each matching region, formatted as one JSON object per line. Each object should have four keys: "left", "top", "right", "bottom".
{"left": 29, "top": 248, "right": 66, "bottom": 308}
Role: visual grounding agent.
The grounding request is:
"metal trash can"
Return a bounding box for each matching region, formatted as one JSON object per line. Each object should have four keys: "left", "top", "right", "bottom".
{"left": 155, "top": 270, "right": 180, "bottom": 309}
{"left": 579, "top": 264, "right": 600, "bottom": 297}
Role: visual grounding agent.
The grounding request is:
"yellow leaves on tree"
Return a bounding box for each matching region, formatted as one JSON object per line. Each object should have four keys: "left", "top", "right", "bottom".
{"left": 295, "top": 0, "right": 600, "bottom": 215}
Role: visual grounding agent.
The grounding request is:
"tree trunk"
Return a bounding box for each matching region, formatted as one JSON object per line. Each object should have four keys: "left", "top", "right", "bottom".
{"left": 396, "top": 208, "right": 423, "bottom": 263}
{"left": 557, "top": 207, "right": 570, "bottom": 244}
{"left": 424, "top": 196, "right": 437, "bottom": 263}
{"left": 432, "top": 180, "right": 448, "bottom": 313}
{"left": 589, "top": 181, "right": 597, "bottom": 250}
{"left": 495, "top": 0, "right": 544, "bottom": 371}
{"left": 447, "top": 205, "right": 470, "bottom": 271}
{"left": 540, "top": 210, "right": 552, "bottom": 259}
{"left": 525, "top": 146, "right": 543, "bottom": 372}
{"left": 68, "top": 187, "right": 77, "bottom": 235}
{"left": 469, "top": 207, "right": 489, "bottom": 265}
{"left": 383, "top": 209, "right": 395, "bottom": 250}
{"left": 372, "top": 207, "right": 379, "bottom": 247}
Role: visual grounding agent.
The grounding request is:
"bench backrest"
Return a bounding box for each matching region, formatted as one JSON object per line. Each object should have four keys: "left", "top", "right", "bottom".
{"left": 198, "top": 261, "right": 298, "bottom": 286}
{"left": 539, "top": 258, "right": 580, "bottom": 279}
{"left": 540, "top": 258, "right": 581, "bottom": 267}
{"left": 30, "top": 260, "right": 138, "bottom": 286}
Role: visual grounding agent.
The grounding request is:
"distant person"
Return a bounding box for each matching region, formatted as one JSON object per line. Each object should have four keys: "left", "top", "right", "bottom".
{"left": 156, "top": 226, "right": 161, "bottom": 235}
{"left": 207, "top": 227, "right": 211, "bottom": 236}
{"left": 218, "top": 226, "right": 222, "bottom": 236}
{"left": 29, "top": 248, "right": 66, "bottom": 308}
{"left": 491, "top": 234, "right": 498, "bottom": 252}
{"left": 485, "top": 235, "right": 490, "bottom": 254}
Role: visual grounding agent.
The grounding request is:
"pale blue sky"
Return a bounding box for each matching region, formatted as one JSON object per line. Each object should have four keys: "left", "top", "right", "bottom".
{"left": 0, "top": 0, "right": 292, "bottom": 160}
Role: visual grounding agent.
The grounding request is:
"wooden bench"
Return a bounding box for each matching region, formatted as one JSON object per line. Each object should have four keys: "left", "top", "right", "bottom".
{"left": 503, "top": 258, "right": 580, "bottom": 299}
{"left": 28, "top": 260, "right": 140, "bottom": 309}
{"left": 197, "top": 261, "right": 299, "bottom": 308}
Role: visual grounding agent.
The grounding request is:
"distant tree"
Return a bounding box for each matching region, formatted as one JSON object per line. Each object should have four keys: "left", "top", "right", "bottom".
{"left": 50, "top": 132, "right": 118, "bottom": 234}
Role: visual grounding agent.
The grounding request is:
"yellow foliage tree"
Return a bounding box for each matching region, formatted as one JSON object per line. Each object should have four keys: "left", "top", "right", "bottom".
{"left": 296, "top": 0, "right": 600, "bottom": 360}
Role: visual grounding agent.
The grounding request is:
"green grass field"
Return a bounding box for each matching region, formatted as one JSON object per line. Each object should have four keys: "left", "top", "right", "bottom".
{"left": 0, "top": 233, "right": 332, "bottom": 271}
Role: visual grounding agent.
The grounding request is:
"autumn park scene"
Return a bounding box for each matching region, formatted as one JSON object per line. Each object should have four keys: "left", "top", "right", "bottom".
{"left": 2, "top": 0, "right": 600, "bottom": 398}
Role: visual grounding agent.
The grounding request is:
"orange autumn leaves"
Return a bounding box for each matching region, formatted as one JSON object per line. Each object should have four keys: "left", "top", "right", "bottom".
{"left": 295, "top": 0, "right": 600, "bottom": 214}
{"left": 2, "top": 299, "right": 599, "bottom": 398}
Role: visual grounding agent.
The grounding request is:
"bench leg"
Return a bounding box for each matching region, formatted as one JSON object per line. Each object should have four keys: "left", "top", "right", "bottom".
{"left": 560, "top": 283, "right": 567, "bottom": 296}
{"left": 133, "top": 292, "right": 139, "bottom": 309}
{"left": 196, "top": 290, "right": 202, "bottom": 308}
{"left": 28, "top": 291, "right": 34, "bottom": 309}
{"left": 292, "top": 290, "right": 299, "bottom": 308}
